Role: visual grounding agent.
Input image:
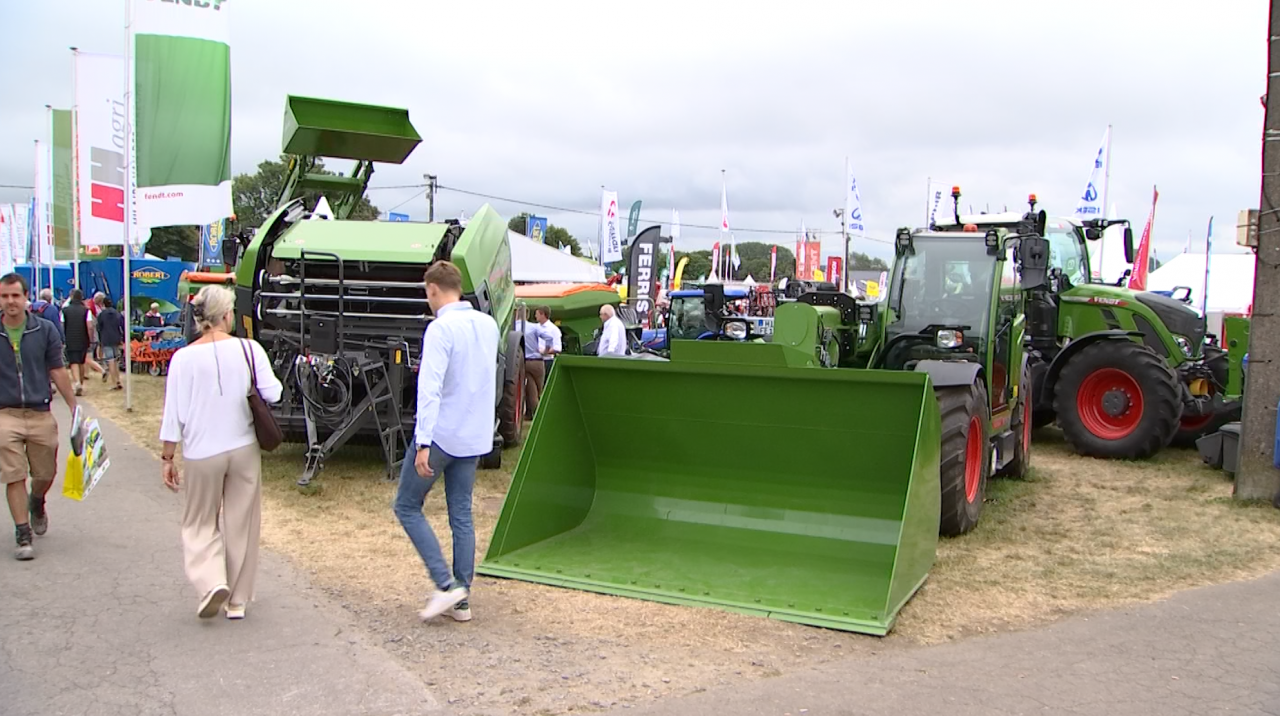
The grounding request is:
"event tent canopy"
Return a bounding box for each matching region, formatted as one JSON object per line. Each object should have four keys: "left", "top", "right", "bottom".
{"left": 1146, "top": 252, "right": 1255, "bottom": 314}
{"left": 510, "top": 230, "right": 605, "bottom": 284}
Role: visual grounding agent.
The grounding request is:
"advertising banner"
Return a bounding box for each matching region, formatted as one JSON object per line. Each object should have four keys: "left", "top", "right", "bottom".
{"left": 625, "top": 226, "right": 661, "bottom": 328}
{"left": 527, "top": 215, "right": 548, "bottom": 244}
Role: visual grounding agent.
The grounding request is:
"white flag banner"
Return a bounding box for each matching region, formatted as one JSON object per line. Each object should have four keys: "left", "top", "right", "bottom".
{"left": 600, "top": 189, "right": 623, "bottom": 262}
{"left": 926, "top": 180, "right": 952, "bottom": 227}
{"left": 130, "top": 0, "right": 233, "bottom": 230}
{"left": 731, "top": 233, "right": 741, "bottom": 270}
{"left": 1073, "top": 127, "right": 1109, "bottom": 219}
{"left": 670, "top": 208, "right": 681, "bottom": 242}
{"left": 76, "top": 52, "right": 128, "bottom": 246}
{"left": 12, "top": 203, "right": 31, "bottom": 265}
{"left": 845, "top": 159, "right": 865, "bottom": 233}
{"left": 0, "top": 205, "right": 13, "bottom": 275}
{"left": 719, "top": 182, "right": 730, "bottom": 233}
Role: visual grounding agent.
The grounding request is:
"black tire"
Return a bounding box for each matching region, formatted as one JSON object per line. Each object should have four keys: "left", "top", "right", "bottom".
{"left": 936, "top": 379, "right": 990, "bottom": 537}
{"left": 998, "top": 366, "right": 1032, "bottom": 479}
{"left": 479, "top": 446, "right": 502, "bottom": 470}
{"left": 1172, "top": 398, "right": 1241, "bottom": 448}
{"left": 1053, "top": 340, "right": 1180, "bottom": 459}
{"left": 497, "top": 337, "right": 525, "bottom": 448}
{"left": 1031, "top": 408, "right": 1057, "bottom": 430}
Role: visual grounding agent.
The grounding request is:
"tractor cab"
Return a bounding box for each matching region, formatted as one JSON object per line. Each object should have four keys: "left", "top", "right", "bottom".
{"left": 667, "top": 285, "right": 763, "bottom": 341}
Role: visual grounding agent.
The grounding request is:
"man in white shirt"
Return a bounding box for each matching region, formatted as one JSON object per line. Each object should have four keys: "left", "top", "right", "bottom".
{"left": 393, "top": 261, "right": 499, "bottom": 623}
{"left": 596, "top": 304, "right": 628, "bottom": 357}
{"left": 520, "top": 305, "right": 563, "bottom": 419}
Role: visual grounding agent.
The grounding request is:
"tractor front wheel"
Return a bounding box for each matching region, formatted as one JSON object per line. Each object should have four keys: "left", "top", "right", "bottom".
{"left": 936, "top": 379, "right": 991, "bottom": 537}
{"left": 1053, "top": 341, "right": 1179, "bottom": 459}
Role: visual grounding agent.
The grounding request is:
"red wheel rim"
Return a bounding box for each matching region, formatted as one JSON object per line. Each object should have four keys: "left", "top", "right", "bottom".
{"left": 964, "top": 416, "right": 983, "bottom": 503}
{"left": 1076, "top": 368, "right": 1144, "bottom": 440}
{"left": 1022, "top": 382, "right": 1033, "bottom": 453}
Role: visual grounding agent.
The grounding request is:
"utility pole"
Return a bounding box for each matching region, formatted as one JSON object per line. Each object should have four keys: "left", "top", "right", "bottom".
{"left": 1236, "top": 0, "right": 1280, "bottom": 505}
{"left": 424, "top": 174, "right": 437, "bottom": 222}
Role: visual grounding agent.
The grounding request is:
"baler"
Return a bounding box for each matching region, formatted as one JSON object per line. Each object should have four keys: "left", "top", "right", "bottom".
{"left": 230, "top": 96, "right": 523, "bottom": 486}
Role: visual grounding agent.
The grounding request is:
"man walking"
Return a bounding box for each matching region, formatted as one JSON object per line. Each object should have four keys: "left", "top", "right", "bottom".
{"left": 0, "top": 273, "right": 78, "bottom": 560}
{"left": 393, "top": 261, "right": 498, "bottom": 623}
{"left": 31, "top": 289, "right": 63, "bottom": 340}
{"left": 96, "top": 298, "right": 125, "bottom": 390}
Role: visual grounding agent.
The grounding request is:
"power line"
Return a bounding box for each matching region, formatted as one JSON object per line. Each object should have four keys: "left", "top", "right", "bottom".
{"left": 413, "top": 182, "right": 892, "bottom": 244}
{"left": 0, "top": 184, "right": 34, "bottom": 190}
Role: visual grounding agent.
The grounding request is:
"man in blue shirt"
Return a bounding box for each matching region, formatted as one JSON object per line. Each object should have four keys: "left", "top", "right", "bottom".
{"left": 393, "top": 261, "right": 499, "bottom": 623}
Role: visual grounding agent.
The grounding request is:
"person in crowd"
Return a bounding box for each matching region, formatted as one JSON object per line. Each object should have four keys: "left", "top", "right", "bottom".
{"left": 394, "top": 261, "right": 498, "bottom": 623}
{"left": 0, "top": 273, "right": 77, "bottom": 561}
{"left": 159, "top": 285, "right": 283, "bottom": 620}
{"left": 143, "top": 302, "right": 164, "bottom": 328}
{"left": 519, "top": 306, "right": 562, "bottom": 419}
{"left": 30, "top": 289, "right": 63, "bottom": 340}
{"left": 88, "top": 292, "right": 104, "bottom": 375}
{"left": 95, "top": 298, "right": 126, "bottom": 391}
{"left": 596, "top": 304, "right": 628, "bottom": 357}
{"left": 60, "top": 290, "right": 100, "bottom": 396}
{"left": 535, "top": 304, "right": 562, "bottom": 376}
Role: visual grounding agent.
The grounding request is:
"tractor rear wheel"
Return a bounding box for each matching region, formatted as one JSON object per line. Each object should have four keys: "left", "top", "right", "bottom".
{"left": 998, "top": 366, "right": 1033, "bottom": 479}
{"left": 1053, "top": 340, "right": 1179, "bottom": 459}
{"left": 936, "top": 379, "right": 990, "bottom": 537}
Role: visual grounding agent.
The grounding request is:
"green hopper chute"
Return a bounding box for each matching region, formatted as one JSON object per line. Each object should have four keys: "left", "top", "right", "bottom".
{"left": 479, "top": 353, "right": 941, "bottom": 635}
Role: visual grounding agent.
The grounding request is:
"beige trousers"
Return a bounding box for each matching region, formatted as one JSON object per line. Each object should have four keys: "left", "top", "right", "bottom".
{"left": 180, "top": 443, "right": 262, "bottom": 606}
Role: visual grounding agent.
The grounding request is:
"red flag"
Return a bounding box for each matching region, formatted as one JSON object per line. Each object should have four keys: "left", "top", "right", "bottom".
{"left": 769, "top": 245, "right": 777, "bottom": 282}
{"left": 1128, "top": 186, "right": 1159, "bottom": 290}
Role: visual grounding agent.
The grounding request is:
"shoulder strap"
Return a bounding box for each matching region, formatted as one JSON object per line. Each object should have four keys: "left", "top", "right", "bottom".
{"left": 239, "top": 339, "right": 259, "bottom": 393}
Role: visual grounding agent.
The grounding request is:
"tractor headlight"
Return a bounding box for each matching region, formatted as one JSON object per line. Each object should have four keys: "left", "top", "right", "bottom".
{"left": 936, "top": 329, "right": 964, "bottom": 349}
{"left": 724, "top": 321, "right": 749, "bottom": 340}
{"left": 1173, "top": 335, "right": 1193, "bottom": 358}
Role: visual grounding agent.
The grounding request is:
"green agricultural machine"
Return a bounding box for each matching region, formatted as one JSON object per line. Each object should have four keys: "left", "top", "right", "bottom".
{"left": 229, "top": 96, "right": 524, "bottom": 485}
{"left": 478, "top": 210, "right": 1052, "bottom": 634}
{"left": 513, "top": 282, "right": 620, "bottom": 355}
{"left": 935, "top": 191, "right": 1232, "bottom": 459}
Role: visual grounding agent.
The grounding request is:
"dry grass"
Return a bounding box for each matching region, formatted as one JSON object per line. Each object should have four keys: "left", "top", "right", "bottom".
{"left": 90, "top": 374, "right": 1280, "bottom": 714}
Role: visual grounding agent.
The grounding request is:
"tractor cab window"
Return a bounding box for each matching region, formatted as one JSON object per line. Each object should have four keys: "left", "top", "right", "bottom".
{"left": 668, "top": 295, "right": 707, "bottom": 340}
{"left": 1045, "top": 224, "right": 1088, "bottom": 286}
{"left": 885, "top": 237, "right": 995, "bottom": 369}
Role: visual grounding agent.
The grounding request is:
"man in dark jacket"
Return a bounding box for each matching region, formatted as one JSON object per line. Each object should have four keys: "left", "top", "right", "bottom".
{"left": 1, "top": 273, "right": 77, "bottom": 561}
{"left": 61, "top": 290, "right": 93, "bottom": 395}
{"left": 96, "top": 298, "right": 126, "bottom": 391}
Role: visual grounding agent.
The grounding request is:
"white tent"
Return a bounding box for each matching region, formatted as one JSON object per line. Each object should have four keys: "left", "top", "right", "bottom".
{"left": 509, "top": 230, "right": 605, "bottom": 284}
{"left": 1147, "top": 252, "right": 1255, "bottom": 337}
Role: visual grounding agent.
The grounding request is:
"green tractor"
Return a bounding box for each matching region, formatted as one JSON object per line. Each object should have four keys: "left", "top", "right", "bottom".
{"left": 475, "top": 210, "right": 1051, "bottom": 635}
{"left": 935, "top": 191, "right": 1231, "bottom": 459}
{"left": 229, "top": 96, "right": 523, "bottom": 485}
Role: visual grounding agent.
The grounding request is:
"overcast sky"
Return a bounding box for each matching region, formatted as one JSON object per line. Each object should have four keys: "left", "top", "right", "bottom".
{"left": 0, "top": 1, "right": 1266, "bottom": 262}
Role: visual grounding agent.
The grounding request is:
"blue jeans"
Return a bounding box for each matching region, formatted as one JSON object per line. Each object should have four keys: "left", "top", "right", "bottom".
{"left": 393, "top": 444, "right": 477, "bottom": 593}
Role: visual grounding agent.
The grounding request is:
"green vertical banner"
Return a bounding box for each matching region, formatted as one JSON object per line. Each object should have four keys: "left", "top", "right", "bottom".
{"left": 51, "top": 109, "right": 76, "bottom": 261}
{"left": 627, "top": 200, "right": 642, "bottom": 239}
{"left": 130, "top": 0, "right": 233, "bottom": 230}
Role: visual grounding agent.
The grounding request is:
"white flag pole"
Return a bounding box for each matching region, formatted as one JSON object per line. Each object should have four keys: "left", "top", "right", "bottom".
{"left": 71, "top": 46, "right": 81, "bottom": 291}
{"left": 123, "top": 0, "right": 134, "bottom": 411}
{"left": 1101, "top": 125, "right": 1112, "bottom": 222}
{"left": 32, "top": 140, "right": 42, "bottom": 299}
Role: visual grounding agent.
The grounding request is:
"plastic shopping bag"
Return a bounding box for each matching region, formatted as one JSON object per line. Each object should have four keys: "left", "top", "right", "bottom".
{"left": 63, "top": 408, "right": 110, "bottom": 501}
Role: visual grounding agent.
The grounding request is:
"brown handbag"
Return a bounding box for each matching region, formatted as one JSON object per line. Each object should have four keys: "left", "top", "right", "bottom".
{"left": 239, "top": 339, "right": 284, "bottom": 452}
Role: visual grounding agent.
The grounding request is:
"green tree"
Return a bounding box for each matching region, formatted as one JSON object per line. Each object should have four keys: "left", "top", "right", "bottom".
{"left": 724, "top": 242, "right": 795, "bottom": 282}
{"left": 508, "top": 212, "right": 584, "bottom": 257}
{"left": 230, "top": 155, "right": 380, "bottom": 233}
{"left": 674, "top": 250, "right": 713, "bottom": 283}
{"left": 849, "top": 250, "right": 890, "bottom": 271}
{"left": 145, "top": 226, "right": 201, "bottom": 262}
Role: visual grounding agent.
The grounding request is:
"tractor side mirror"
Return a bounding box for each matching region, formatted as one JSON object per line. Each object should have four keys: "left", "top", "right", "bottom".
{"left": 1034, "top": 210, "right": 1047, "bottom": 238}
{"left": 222, "top": 233, "right": 242, "bottom": 268}
{"left": 1019, "top": 235, "right": 1050, "bottom": 290}
{"left": 1123, "top": 227, "right": 1135, "bottom": 263}
{"left": 1085, "top": 227, "right": 1102, "bottom": 241}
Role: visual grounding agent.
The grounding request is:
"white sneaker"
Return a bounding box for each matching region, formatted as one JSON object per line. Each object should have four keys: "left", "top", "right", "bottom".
{"left": 418, "top": 587, "right": 467, "bottom": 621}
{"left": 198, "top": 585, "right": 230, "bottom": 619}
{"left": 447, "top": 602, "right": 472, "bottom": 622}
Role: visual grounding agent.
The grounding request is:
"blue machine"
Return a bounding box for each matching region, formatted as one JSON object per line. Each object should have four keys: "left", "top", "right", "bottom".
{"left": 663, "top": 286, "right": 772, "bottom": 349}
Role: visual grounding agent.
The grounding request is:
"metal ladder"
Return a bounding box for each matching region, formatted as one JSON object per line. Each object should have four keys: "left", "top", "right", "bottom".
{"left": 355, "top": 353, "right": 406, "bottom": 481}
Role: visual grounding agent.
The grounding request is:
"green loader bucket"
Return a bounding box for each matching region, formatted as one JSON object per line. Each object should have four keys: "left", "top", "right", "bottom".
{"left": 282, "top": 95, "right": 422, "bottom": 164}
{"left": 479, "top": 355, "right": 941, "bottom": 635}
